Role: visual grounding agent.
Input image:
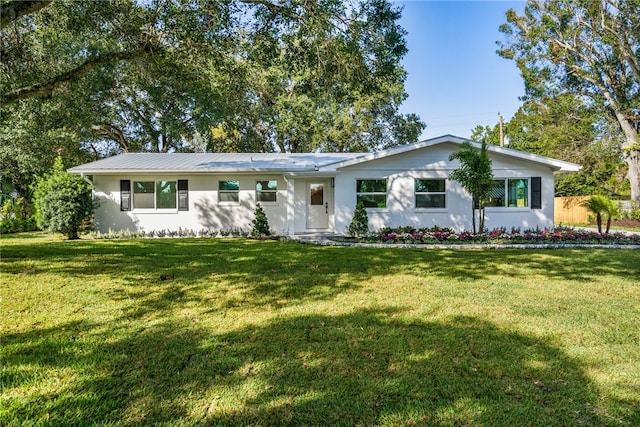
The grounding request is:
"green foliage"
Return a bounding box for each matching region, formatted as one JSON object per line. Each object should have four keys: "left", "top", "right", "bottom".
{"left": 449, "top": 141, "right": 493, "bottom": 233}
{"left": 33, "top": 157, "right": 95, "bottom": 239}
{"left": 581, "top": 195, "right": 619, "bottom": 235}
{"left": 251, "top": 203, "right": 271, "bottom": 238}
{"left": 347, "top": 201, "right": 369, "bottom": 237}
{"left": 498, "top": 0, "right": 640, "bottom": 204}
{"left": 0, "top": 99, "right": 94, "bottom": 198}
{"left": 505, "top": 95, "right": 627, "bottom": 197}
{"left": 1, "top": 0, "right": 424, "bottom": 161}
{"left": 470, "top": 125, "right": 501, "bottom": 145}
{"left": 0, "top": 197, "right": 38, "bottom": 234}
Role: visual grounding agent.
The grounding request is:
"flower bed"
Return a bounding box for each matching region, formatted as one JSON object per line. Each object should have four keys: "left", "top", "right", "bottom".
{"left": 352, "top": 226, "right": 640, "bottom": 246}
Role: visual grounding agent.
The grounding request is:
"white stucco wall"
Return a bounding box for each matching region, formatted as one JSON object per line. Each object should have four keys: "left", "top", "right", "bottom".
{"left": 333, "top": 142, "right": 556, "bottom": 234}
{"left": 92, "top": 174, "right": 290, "bottom": 234}
{"left": 90, "top": 142, "right": 559, "bottom": 234}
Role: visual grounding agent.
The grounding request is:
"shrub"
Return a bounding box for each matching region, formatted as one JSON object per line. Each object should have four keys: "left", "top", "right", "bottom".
{"left": 347, "top": 201, "right": 369, "bottom": 237}
{"left": 0, "top": 197, "right": 38, "bottom": 233}
{"left": 33, "top": 157, "right": 96, "bottom": 239}
{"left": 581, "top": 195, "right": 618, "bottom": 234}
{"left": 251, "top": 203, "right": 271, "bottom": 237}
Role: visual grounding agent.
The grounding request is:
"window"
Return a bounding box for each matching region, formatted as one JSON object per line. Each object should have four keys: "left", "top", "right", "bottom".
{"left": 415, "top": 179, "right": 446, "bottom": 208}
{"left": 133, "top": 181, "right": 177, "bottom": 209}
{"left": 219, "top": 180, "right": 239, "bottom": 202}
{"left": 486, "top": 179, "right": 529, "bottom": 208}
{"left": 256, "top": 180, "right": 277, "bottom": 203}
{"left": 508, "top": 178, "right": 529, "bottom": 207}
{"left": 486, "top": 180, "right": 506, "bottom": 207}
{"left": 356, "top": 179, "right": 387, "bottom": 208}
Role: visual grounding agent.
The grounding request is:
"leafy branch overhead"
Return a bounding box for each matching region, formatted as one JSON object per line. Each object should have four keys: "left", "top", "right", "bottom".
{"left": 0, "top": 0, "right": 424, "bottom": 191}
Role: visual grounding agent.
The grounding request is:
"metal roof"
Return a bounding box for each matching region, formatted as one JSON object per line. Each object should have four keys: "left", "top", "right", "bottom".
{"left": 68, "top": 152, "right": 365, "bottom": 174}
{"left": 321, "top": 135, "right": 582, "bottom": 173}
{"left": 68, "top": 135, "right": 582, "bottom": 175}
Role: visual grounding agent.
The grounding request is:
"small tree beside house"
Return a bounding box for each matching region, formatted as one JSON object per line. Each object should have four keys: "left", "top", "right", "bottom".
{"left": 347, "top": 201, "right": 369, "bottom": 238}
{"left": 448, "top": 140, "right": 493, "bottom": 234}
{"left": 34, "top": 157, "right": 95, "bottom": 240}
{"left": 251, "top": 203, "right": 271, "bottom": 238}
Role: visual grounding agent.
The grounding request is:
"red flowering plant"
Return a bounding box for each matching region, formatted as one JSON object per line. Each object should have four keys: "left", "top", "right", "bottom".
{"left": 366, "top": 226, "right": 640, "bottom": 245}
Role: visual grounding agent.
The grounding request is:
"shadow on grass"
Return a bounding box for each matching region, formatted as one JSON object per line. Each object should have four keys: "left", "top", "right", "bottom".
{"left": 2, "top": 237, "right": 639, "bottom": 290}
{"left": 3, "top": 310, "right": 636, "bottom": 425}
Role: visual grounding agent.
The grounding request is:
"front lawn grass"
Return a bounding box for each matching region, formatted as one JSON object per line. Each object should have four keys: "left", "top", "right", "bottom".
{"left": 2, "top": 233, "right": 639, "bottom": 426}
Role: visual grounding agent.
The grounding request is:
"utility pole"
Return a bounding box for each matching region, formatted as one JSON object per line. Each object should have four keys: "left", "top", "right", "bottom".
{"left": 498, "top": 113, "right": 504, "bottom": 147}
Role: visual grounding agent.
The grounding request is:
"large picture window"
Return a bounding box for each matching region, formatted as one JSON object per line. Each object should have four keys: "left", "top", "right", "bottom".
{"left": 256, "top": 180, "right": 277, "bottom": 203}
{"left": 133, "top": 181, "right": 177, "bottom": 209}
{"left": 219, "top": 180, "right": 240, "bottom": 202}
{"left": 486, "top": 179, "right": 529, "bottom": 208}
{"left": 415, "top": 179, "right": 446, "bottom": 208}
{"left": 356, "top": 179, "right": 387, "bottom": 208}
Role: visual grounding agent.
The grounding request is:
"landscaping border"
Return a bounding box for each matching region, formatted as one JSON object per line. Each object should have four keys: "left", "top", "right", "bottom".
{"left": 287, "top": 236, "right": 640, "bottom": 249}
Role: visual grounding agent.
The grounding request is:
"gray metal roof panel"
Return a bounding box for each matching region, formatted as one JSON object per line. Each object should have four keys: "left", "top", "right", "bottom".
{"left": 68, "top": 152, "right": 365, "bottom": 174}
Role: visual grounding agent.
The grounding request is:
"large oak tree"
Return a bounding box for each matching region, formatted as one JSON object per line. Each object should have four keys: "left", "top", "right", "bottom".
{"left": 1, "top": 1, "right": 424, "bottom": 196}
{"left": 498, "top": 0, "right": 640, "bottom": 204}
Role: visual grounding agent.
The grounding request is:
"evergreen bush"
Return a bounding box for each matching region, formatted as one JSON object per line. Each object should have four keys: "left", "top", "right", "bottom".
{"left": 251, "top": 203, "right": 271, "bottom": 237}
{"left": 34, "top": 157, "right": 96, "bottom": 239}
{"left": 347, "top": 201, "right": 369, "bottom": 237}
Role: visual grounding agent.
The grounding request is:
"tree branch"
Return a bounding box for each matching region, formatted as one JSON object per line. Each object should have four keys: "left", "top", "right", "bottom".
{"left": 0, "top": 0, "right": 52, "bottom": 29}
{"left": 238, "top": 0, "right": 289, "bottom": 14}
{"left": 1, "top": 49, "right": 153, "bottom": 104}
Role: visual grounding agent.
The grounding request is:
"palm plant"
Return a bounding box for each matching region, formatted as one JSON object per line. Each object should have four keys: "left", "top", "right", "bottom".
{"left": 581, "top": 195, "right": 618, "bottom": 235}
{"left": 448, "top": 141, "right": 493, "bottom": 233}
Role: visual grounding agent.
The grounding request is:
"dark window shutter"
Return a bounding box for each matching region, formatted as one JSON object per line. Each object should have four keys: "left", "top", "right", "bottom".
{"left": 178, "top": 179, "right": 189, "bottom": 211}
{"left": 531, "top": 177, "right": 542, "bottom": 209}
{"left": 120, "top": 180, "right": 131, "bottom": 211}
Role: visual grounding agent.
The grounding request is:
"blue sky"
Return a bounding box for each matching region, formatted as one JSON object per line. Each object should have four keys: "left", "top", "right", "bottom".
{"left": 395, "top": 0, "right": 526, "bottom": 140}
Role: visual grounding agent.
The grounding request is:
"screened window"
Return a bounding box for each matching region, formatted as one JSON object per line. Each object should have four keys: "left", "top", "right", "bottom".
{"left": 133, "top": 181, "right": 176, "bottom": 209}
{"left": 256, "top": 180, "right": 277, "bottom": 203}
{"left": 356, "top": 179, "right": 387, "bottom": 208}
{"left": 486, "top": 179, "right": 529, "bottom": 208}
{"left": 219, "top": 180, "right": 240, "bottom": 202}
{"left": 486, "top": 180, "right": 506, "bottom": 207}
{"left": 415, "top": 179, "right": 446, "bottom": 208}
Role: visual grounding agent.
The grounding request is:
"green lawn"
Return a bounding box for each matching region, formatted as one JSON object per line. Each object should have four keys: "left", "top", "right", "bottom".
{"left": 2, "top": 233, "right": 639, "bottom": 426}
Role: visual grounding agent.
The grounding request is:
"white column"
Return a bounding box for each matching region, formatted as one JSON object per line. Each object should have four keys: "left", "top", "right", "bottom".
{"left": 284, "top": 175, "right": 296, "bottom": 235}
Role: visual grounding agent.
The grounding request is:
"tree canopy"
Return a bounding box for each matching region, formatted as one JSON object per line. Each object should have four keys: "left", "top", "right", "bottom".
{"left": 498, "top": 0, "right": 640, "bottom": 204}
{"left": 1, "top": 0, "right": 424, "bottom": 197}
{"left": 472, "top": 94, "right": 628, "bottom": 197}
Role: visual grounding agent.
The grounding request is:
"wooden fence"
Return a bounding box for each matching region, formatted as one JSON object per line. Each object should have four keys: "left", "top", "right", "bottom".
{"left": 554, "top": 196, "right": 590, "bottom": 224}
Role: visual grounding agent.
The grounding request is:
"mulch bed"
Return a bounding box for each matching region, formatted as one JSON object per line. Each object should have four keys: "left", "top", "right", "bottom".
{"left": 610, "top": 219, "right": 640, "bottom": 229}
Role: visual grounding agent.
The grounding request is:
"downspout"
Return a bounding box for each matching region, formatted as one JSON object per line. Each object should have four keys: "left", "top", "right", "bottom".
{"left": 80, "top": 173, "right": 93, "bottom": 187}
{"left": 80, "top": 173, "right": 97, "bottom": 204}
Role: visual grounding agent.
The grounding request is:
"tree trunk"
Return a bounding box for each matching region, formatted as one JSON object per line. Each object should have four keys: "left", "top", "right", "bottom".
{"left": 613, "top": 113, "right": 640, "bottom": 205}
{"left": 471, "top": 204, "right": 477, "bottom": 234}
{"left": 626, "top": 145, "right": 640, "bottom": 206}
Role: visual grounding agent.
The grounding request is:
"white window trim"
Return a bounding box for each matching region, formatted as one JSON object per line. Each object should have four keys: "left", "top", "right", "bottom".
{"left": 414, "top": 178, "right": 447, "bottom": 210}
{"left": 356, "top": 178, "right": 388, "bottom": 209}
{"left": 255, "top": 180, "right": 279, "bottom": 205}
{"left": 218, "top": 180, "right": 241, "bottom": 204}
{"left": 485, "top": 177, "right": 531, "bottom": 210}
{"left": 132, "top": 180, "right": 178, "bottom": 212}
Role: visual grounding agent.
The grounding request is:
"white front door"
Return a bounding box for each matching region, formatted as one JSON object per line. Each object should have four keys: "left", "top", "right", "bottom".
{"left": 306, "top": 181, "right": 329, "bottom": 229}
